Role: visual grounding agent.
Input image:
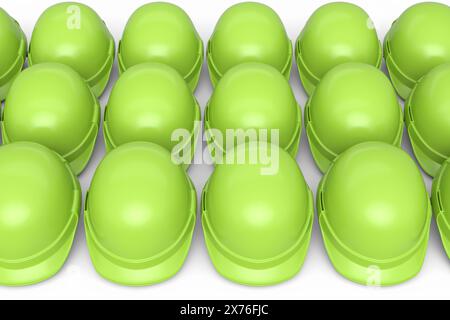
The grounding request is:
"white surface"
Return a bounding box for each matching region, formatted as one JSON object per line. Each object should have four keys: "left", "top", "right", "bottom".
{"left": 1, "top": 0, "right": 449, "bottom": 300}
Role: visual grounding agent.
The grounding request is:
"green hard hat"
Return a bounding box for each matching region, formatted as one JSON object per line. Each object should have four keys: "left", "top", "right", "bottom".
{"left": 431, "top": 159, "right": 450, "bottom": 259}
{"left": 405, "top": 63, "right": 450, "bottom": 177}
{"left": 85, "top": 142, "right": 196, "bottom": 286}
{"left": 104, "top": 63, "right": 200, "bottom": 169}
{"left": 1, "top": 63, "right": 100, "bottom": 175}
{"left": 207, "top": 2, "right": 292, "bottom": 86}
{"left": 305, "top": 63, "right": 403, "bottom": 173}
{"left": 29, "top": 2, "right": 115, "bottom": 97}
{"left": 205, "top": 63, "right": 301, "bottom": 159}
{"left": 0, "top": 142, "right": 81, "bottom": 286}
{"left": 384, "top": 2, "right": 450, "bottom": 99}
{"left": 296, "top": 2, "right": 381, "bottom": 95}
{"left": 118, "top": 2, "right": 203, "bottom": 91}
{"left": 202, "top": 142, "right": 313, "bottom": 286}
{"left": 318, "top": 142, "right": 431, "bottom": 286}
{"left": 0, "top": 8, "right": 26, "bottom": 101}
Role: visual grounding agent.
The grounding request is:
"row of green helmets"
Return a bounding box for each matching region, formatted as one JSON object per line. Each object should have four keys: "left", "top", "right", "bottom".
{"left": 0, "top": 1, "right": 449, "bottom": 287}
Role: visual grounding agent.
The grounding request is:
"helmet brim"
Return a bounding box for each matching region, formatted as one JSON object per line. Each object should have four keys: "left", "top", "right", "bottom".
{"left": 304, "top": 98, "right": 336, "bottom": 173}
{"left": 296, "top": 33, "right": 383, "bottom": 97}
{"left": 405, "top": 90, "right": 447, "bottom": 177}
{"left": 85, "top": 217, "right": 195, "bottom": 286}
{"left": 0, "top": 77, "right": 101, "bottom": 176}
{"left": 0, "top": 215, "right": 78, "bottom": 286}
{"left": 117, "top": 36, "right": 204, "bottom": 92}
{"left": 407, "top": 126, "right": 442, "bottom": 177}
{"left": 206, "top": 39, "right": 293, "bottom": 88}
{"left": 295, "top": 35, "right": 320, "bottom": 96}
{"left": 0, "top": 26, "right": 27, "bottom": 101}
{"left": 202, "top": 188, "right": 314, "bottom": 286}
{"left": 431, "top": 162, "right": 450, "bottom": 259}
{"left": 203, "top": 101, "right": 302, "bottom": 162}
{"left": 103, "top": 96, "right": 201, "bottom": 171}
{"left": 436, "top": 214, "right": 450, "bottom": 259}
{"left": 383, "top": 32, "right": 416, "bottom": 100}
{"left": 318, "top": 183, "right": 432, "bottom": 286}
{"left": 203, "top": 226, "right": 312, "bottom": 286}
{"left": 304, "top": 74, "right": 404, "bottom": 175}
{"left": 28, "top": 30, "right": 115, "bottom": 98}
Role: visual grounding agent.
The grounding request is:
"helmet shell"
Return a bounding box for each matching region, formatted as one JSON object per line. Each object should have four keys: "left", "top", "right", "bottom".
{"left": 85, "top": 142, "right": 196, "bottom": 286}
{"left": 1, "top": 63, "right": 100, "bottom": 175}
{"left": 104, "top": 63, "right": 200, "bottom": 169}
{"left": 202, "top": 142, "right": 313, "bottom": 286}
{"left": 306, "top": 63, "right": 403, "bottom": 173}
{"left": 296, "top": 2, "right": 381, "bottom": 95}
{"left": 384, "top": 2, "right": 450, "bottom": 99}
{"left": 318, "top": 142, "right": 431, "bottom": 286}
{"left": 405, "top": 63, "right": 450, "bottom": 177}
{"left": 118, "top": 2, "right": 203, "bottom": 91}
{"left": 205, "top": 63, "right": 301, "bottom": 159}
{"left": 431, "top": 159, "right": 450, "bottom": 259}
{"left": 0, "top": 8, "right": 27, "bottom": 101}
{"left": 207, "top": 2, "right": 292, "bottom": 86}
{"left": 0, "top": 142, "right": 80, "bottom": 286}
{"left": 29, "top": 2, "right": 115, "bottom": 97}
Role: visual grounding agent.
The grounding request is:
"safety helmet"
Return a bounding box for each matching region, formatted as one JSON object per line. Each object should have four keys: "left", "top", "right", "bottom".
{"left": 0, "top": 8, "right": 26, "bottom": 101}
{"left": 207, "top": 2, "right": 292, "bottom": 86}
{"left": 405, "top": 63, "right": 450, "bottom": 177}
{"left": 202, "top": 142, "right": 313, "bottom": 286}
{"left": 29, "top": 2, "right": 115, "bottom": 97}
{"left": 104, "top": 63, "right": 200, "bottom": 169}
{"left": 0, "top": 142, "right": 81, "bottom": 286}
{"left": 384, "top": 2, "right": 450, "bottom": 99}
{"left": 205, "top": 62, "right": 301, "bottom": 160}
{"left": 318, "top": 142, "right": 431, "bottom": 286}
{"left": 1, "top": 63, "right": 100, "bottom": 175}
{"left": 296, "top": 2, "right": 381, "bottom": 95}
{"left": 118, "top": 2, "right": 203, "bottom": 91}
{"left": 305, "top": 63, "right": 403, "bottom": 173}
{"left": 431, "top": 159, "right": 450, "bottom": 259}
{"left": 85, "top": 142, "right": 196, "bottom": 286}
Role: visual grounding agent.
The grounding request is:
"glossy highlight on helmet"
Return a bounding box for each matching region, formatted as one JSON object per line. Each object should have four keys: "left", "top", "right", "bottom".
{"left": 29, "top": 2, "right": 115, "bottom": 97}
{"left": 305, "top": 63, "right": 403, "bottom": 173}
{"left": 118, "top": 2, "right": 203, "bottom": 91}
{"left": 104, "top": 63, "right": 200, "bottom": 169}
{"left": 202, "top": 142, "right": 313, "bottom": 286}
{"left": 384, "top": 2, "right": 450, "bottom": 99}
{"left": 85, "top": 142, "right": 196, "bottom": 286}
{"left": 207, "top": 2, "right": 292, "bottom": 86}
{"left": 405, "top": 63, "right": 450, "bottom": 177}
{"left": 1, "top": 63, "right": 100, "bottom": 175}
{"left": 432, "top": 159, "right": 450, "bottom": 259}
{"left": 0, "top": 8, "right": 27, "bottom": 101}
{"left": 0, "top": 142, "right": 80, "bottom": 286}
{"left": 318, "top": 142, "right": 431, "bottom": 286}
{"left": 296, "top": 2, "right": 381, "bottom": 95}
{"left": 205, "top": 63, "right": 301, "bottom": 160}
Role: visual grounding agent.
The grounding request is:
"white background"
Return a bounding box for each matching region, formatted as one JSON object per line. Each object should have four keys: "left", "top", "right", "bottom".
{"left": 0, "top": 0, "right": 449, "bottom": 300}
